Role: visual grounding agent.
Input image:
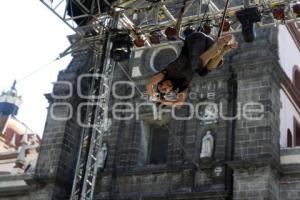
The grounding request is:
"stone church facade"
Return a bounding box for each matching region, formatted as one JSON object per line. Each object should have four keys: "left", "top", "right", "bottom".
{"left": 1, "top": 5, "right": 300, "bottom": 200}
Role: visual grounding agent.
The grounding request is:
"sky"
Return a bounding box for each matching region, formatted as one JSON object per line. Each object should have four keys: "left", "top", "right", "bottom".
{"left": 0, "top": 0, "right": 74, "bottom": 135}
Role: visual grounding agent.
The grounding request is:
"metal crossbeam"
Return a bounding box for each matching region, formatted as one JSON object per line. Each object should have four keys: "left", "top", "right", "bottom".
{"left": 41, "top": 0, "right": 300, "bottom": 38}
{"left": 40, "top": 0, "right": 112, "bottom": 35}
{"left": 40, "top": 0, "right": 79, "bottom": 32}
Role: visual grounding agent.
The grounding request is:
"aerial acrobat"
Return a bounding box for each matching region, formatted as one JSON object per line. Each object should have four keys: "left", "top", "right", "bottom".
{"left": 147, "top": 0, "right": 238, "bottom": 107}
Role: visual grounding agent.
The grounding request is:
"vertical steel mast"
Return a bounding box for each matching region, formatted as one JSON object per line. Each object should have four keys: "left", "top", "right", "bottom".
{"left": 39, "top": 0, "right": 119, "bottom": 199}
{"left": 70, "top": 13, "right": 119, "bottom": 200}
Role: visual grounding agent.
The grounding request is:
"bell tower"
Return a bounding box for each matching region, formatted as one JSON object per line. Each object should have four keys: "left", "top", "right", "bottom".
{"left": 0, "top": 81, "right": 22, "bottom": 116}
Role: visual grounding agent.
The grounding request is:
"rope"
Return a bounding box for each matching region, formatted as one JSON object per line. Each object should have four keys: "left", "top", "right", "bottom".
{"left": 217, "top": 0, "right": 231, "bottom": 37}
{"left": 175, "top": 0, "right": 189, "bottom": 37}
{"left": 1, "top": 43, "right": 74, "bottom": 91}
{"left": 198, "top": 0, "right": 211, "bottom": 29}
{"left": 17, "top": 59, "right": 58, "bottom": 83}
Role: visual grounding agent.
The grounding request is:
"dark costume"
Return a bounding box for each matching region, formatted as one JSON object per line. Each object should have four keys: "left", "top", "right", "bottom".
{"left": 157, "top": 32, "right": 214, "bottom": 99}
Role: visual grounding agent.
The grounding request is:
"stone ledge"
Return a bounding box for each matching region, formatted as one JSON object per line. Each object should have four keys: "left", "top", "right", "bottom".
{"left": 0, "top": 174, "right": 34, "bottom": 197}
{"left": 111, "top": 164, "right": 195, "bottom": 176}
{"left": 280, "top": 147, "right": 300, "bottom": 165}
{"left": 24, "top": 172, "right": 71, "bottom": 191}
{"left": 281, "top": 164, "right": 300, "bottom": 175}
{"left": 231, "top": 57, "right": 280, "bottom": 71}
{"left": 98, "top": 190, "right": 229, "bottom": 200}
{"left": 169, "top": 190, "right": 228, "bottom": 199}
{"left": 227, "top": 157, "right": 280, "bottom": 171}
{"left": 281, "top": 147, "right": 300, "bottom": 155}
{"left": 0, "top": 174, "right": 30, "bottom": 181}
{"left": 31, "top": 172, "right": 56, "bottom": 183}
{"left": 281, "top": 154, "right": 300, "bottom": 165}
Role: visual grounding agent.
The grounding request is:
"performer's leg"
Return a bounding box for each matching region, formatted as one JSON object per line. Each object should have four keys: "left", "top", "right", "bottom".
{"left": 184, "top": 32, "right": 214, "bottom": 72}
{"left": 199, "top": 34, "right": 233, "bottom": 67}
{"left": 184, "top": 32, "right": 234, "bottom": 73}
{"left": 206, "top": 42, "right": 238, "bottom": 70}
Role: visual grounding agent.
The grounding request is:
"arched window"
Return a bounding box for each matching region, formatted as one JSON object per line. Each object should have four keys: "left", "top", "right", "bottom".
{"left": 292, "top": 65, "right": 300, "bottom": 91}
{"left": 287, "top": 129, "right": 293, "bottom": 147}
{"left": 294, "top": 118, "right": 300, "bottom": 146}
{"left": 148, "top": 126, "right": 169, "bottom": 164}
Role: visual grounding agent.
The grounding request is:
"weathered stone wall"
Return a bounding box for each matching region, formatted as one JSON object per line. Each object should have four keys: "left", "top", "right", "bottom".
{"left": 280, "top": 148, "right": 300, "bottom": 200}
{"left": 233, "top": 166, "right": 279, "bottom": 200}
{"left": 33, "top": 49, "right": 94, "bottom": 199}
{"left": 230, "top": 28, "right": 281, "bottom": 200}
{"left": 0, "top": 175, "right": 63, "bottom": 200}
{"left": 280, "top": 172, "right": 300, "bottom": 200}
{"left": 232, "top": 27, "right": 281, "bottom": 162}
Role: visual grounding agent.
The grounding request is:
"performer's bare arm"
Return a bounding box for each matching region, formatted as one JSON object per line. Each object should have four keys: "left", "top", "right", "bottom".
{"left": 146, "top": 73, "right": 164, "bottom": 98}
{"left": 158, "top": 89, "right": 188, "bottom": 107}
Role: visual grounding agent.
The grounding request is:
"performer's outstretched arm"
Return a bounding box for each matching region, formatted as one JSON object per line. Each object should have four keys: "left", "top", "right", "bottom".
{"left": 146, "top": 73, "right": 164, "bottom": 98}
{"left": 158, "top": 89, "right": 188, "bottom": 107}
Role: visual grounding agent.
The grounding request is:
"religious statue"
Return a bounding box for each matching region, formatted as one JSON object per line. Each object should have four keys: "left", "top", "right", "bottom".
{"left": 200, "top": 130, "right": 214, "bottom": 158}
{"left": 97, "top": 142, "right": 108, "bottom": 169}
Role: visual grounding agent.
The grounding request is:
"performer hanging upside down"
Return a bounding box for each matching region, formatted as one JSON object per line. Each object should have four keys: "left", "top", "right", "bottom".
{"left": 146, "top": 32, "right": 238, "bottom": 107}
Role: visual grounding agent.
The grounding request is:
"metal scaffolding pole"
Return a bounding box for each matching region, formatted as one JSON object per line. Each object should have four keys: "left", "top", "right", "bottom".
{"left": 69, "top": 13, "right": 118, "bottom": 199}
{"left": 80, "top": 14, "right": 119, "bottom": 200}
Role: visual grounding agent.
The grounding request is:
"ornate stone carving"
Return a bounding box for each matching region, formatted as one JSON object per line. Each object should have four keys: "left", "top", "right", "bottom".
{"left": 198, "top": 103, "right": 218, "bottom": 125}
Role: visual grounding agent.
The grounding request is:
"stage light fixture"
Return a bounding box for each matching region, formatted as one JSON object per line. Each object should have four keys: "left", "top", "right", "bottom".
{"left": 149, "top": 31, "right": 161, "bottom": 44}
{"left": 165, "top": 27, "right": 177, "bottom": 40}
{"left": 197, "top": 22, "right": 212, "bottom": 35}
{"left": 110, "top": 33, "right": 133, "bottom": 62}
{"left": 133, "top": 35, "right": 145, "bottom": 47}
{"left": 221, "top": 19, "right": 231, "bottom": 32}
{"left": 293, "top": 2, "right": 300, "bottom": 16}
{"left": 272, "top": 4, "right": 285, "bottom": 21}
{"left": 236, "top": 7, "right": 261, "bottom": 43}
{"left": 183, "top": 26, "right": 196, "bottom": 38}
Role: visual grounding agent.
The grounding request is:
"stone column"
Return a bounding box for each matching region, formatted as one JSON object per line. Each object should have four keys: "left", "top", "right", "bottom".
{"left": 229, "top": 28, "right": 281, "bottom": 200}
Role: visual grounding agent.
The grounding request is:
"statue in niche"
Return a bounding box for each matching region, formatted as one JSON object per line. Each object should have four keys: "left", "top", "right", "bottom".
{"left": 200, "top": 130, "right": 214, "bottom": 159}
{"left": 97, "top": 142, "right": 108, "bottom": 169}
